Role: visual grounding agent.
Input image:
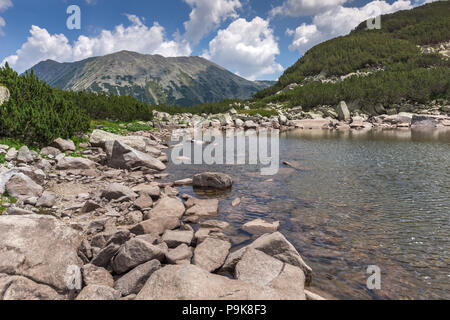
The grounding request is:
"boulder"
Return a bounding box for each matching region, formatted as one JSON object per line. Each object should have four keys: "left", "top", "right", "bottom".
{"left": 114, "top": 260, "right": 161, "bottom": 296}
{"left": 130, "top": 215, "right": 180, "bottom": 236}
{"left": 193, "top": 172, "right": 233, "bottom": 190}
{"left": 56, "top": 157, "right": 96, "bottom": 170}
{"left": 0, "top": 85, "right": 10, "bottom": 106}
{"left": 336, "top": 101, "right": 350, "bottom": 121}
{"left": 146, "top": 196, "right": 185, "bottom": 219}
{"left": 193, "top": 237, "right": 231, "bottom": 272}
{"left": 235, "top": 248, "right": 283, "bottom": 286}
{"left": 112, "top": 238, "right": 167, "bottom": 274}
{"left": 162, "top": 229, "right": 194, "bottom": 248}
{"left": 82, "top": 264, "right": 114, "bottom": 287}
{"left": 106, "top": 140, "right": 166, "bottom": 171}
{"left": 91, "top": 243, "right": 121, "bottom": 268}
{"left": 40, "top": 146, "right": 61, "bottom": 157}
{"left": 36, "top": 191, "right": 57, "bottom": 208}
{"left": 51, "top": 138, "right": 76, "bottom": 152}
{"left": 80, "top": 200, "right": 101, "bottom": 214}
{"left": 101, "top": 183, "right": 137, "bottom": 201}
{"left": 185, "top": 198, "right": 219, "bottom": 217}
{"left": 76, "top": 285, "right": 121, "bottom": 300}
{"left": 244, "top": 120, "right": 258, "bottom": 130}
{"left": 134, "top": 194, "right": 153, "bottom": 210}
{"left": 242, "top": 219, "right": 279, "bottom": 235}
{"left": 90, "top": 129, "right": 149, "bottom": 152}
{"left": 136, "top": 265, "right": 291, "bottom": 300}
{"left": 0, "top": 214, "right": 83, "bottom": 293}
{"left": 0, "top": 274, "right": 63, "bottom": 300}
{"left": 221, "top": 232, "right": 312, "bottom": 286}
{"left": 5, "top": 173, "right": 43, "bottom": 199}
{"left": 16, "top": 146, "right": 34, "bottom": 164}
{"left": 132, "top": 184, "right": 161, "bottom": 198}
{"left": 166, "top": 244, "right": 193, "bottom": 265}
{"left": 5, "top": 147, "right": 17, "bottom": 161}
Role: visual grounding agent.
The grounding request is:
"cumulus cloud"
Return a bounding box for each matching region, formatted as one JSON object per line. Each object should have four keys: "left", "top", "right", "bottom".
{"left": 0, "top": 0, "right": 12, "bottom": 35}
{"left": 287, "top": 0, "right": 414, "bottom": 54}
{"left": 2, "top": 15, "right": 191, "bottom": 73}
{"left": 183, "top": 0, "right": 242, "bottom": 45}
{"left": 203, "top": 17, "right": 283, "bottom": 80}
{"left": 270, "top": 0, "right": 348, "bottom": 17}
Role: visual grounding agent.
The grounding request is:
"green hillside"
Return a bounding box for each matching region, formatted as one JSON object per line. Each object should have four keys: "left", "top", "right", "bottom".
{"left": 253, "top": 1, "right": 450, "bottom": 113}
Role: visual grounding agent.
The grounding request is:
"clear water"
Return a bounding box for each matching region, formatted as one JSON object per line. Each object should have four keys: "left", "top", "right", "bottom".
{"left": 163, "top": 128, "right": 450, "bottom": 300}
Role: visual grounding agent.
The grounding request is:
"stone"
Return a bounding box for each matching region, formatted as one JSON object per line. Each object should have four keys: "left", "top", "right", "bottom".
{"left": 231, "top": 198, "right": 241, "bottom": 207}
{"left": 185, "top": 198, "right": 219, "bottom": 218}
{"left": 114, "top": 260, "right": 161, "bottom": 296}
{"left": 268, "top": 263, "right": 306, "bottom": 300}
{"left": 51, "top": 138, "right": 76, "bottom": 152}
{"left": 106, "top": 140, "right": 166, "bottom": 171}
{"left": 146, "top": 196, "right": 185, "bottom": 219}
{"left": 0, "top": 274, "right": 63, "bottom": 300}
{"left": 166, "top": 244, "right": 193, "bottom": 264}
{"left": 242, "top": 219, "right": 280, "bottom": 235}
{"left": 76, "top": 285, "right": 121, "bottom": 300}
{"left": 112, "top": 238, "right": 166, "bottom": 274}
{"left": 132, "top": 184, "right": 161, "bottom": 198}
{"left": 82, "top": 264, "right": 114, "bottom": 287}
{"left": 101, "top": 183, "right": 137, "bottom": 201}
{"left": 123, "top": 211, "right": 143, "bottom": 225}
{"left": 5, "top": 173, "right": 43, "bottom": 199}
{"left": 91, "top": 243, "right": 121, "bottom": 268}
{"left": 174, "top": 178, "right": 193, "bottom": 186}
{"left": 0, "top": 85, "right": 10, "bottom": 106}
{"left": 17, "top": 167, "right": 46, "bottom": 185}
{"left": 199, "top": 220, "right": 230, "bottom": 230}
{"left": 193, "top": 237, "right": 231, "bottom": 272}
{"left": 36, "top": 191, "right": 57, "bottom": 208}
{"left": 16, "top": 146, "right": 34, "bottom": 164}
{"left": 221, "top": 232, "right": 312, "bottom": 286}
{"left": 134, "top": 194, "right": 153, "bottom": 210}
{"left": 235, "top": 249, "right": 283, "bottom": 286}
{"left": 5, "top": 207, "right": 34, "bottom": 216}
{"left": 336, "top": 101, "right": 351, "bottom": 121}
{"left": 130, "top": 215, "right": 180, "bottom": 236}
{"left": 244, "top": 120, "right": 258, "bottom": 130}
{"left": 136, "top": 264, "right": 291, "bottom": 300}
{"left": 305, "top": 289, "right": 326, "bottom": 300}
{"left": 193, "top": 172, "right": 233, "bottom": 190}
{"left": 56, "top": 157, "right": 96, "bottom": 170}
{"left": 40, "top": 146, "right": 61, "bottom": 157}
{"left": 80, "top": 200, "right": 101, "bottom": 214}
{"left": 105, "top": 229, "right": 132, "bottom": 246}
{"left": 162, "top": 229, "right": 194, "bottom": 248}
{"left": 90, "top": 129, "right": 149, "bottom": 152}
{"left": 5, "top": 147, "right": 17, "bottom": 161}
{"left": 0, "top": 214, "right": 83, "bottom": 293}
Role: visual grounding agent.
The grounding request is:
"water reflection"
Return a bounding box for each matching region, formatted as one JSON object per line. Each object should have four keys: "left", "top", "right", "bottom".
{"left": 163, "top": 128, "right": 450, "bottom": 300}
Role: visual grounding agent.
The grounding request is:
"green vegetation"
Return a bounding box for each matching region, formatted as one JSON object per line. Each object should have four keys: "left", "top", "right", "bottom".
{"left": 241, "top": 109, "right": 279, "bottom": 117}
{"left": 155, "top": 99, "right": 242, "bottom": 115}
{"left": 253, "top": 1, "right": 450, "bottom": 111}
{"left": 0, "top": 63, "right": 153, "bottom": 147}
{"left": 0, "top": 192, "right": 18, "bottom": 215}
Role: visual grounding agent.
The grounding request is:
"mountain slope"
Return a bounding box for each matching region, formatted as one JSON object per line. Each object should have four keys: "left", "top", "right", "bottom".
{"left": 253, "top": 1, "right": 449, "bottom": 114}
{"left": 28, "top": 51, "right": 275, "bottom": 107}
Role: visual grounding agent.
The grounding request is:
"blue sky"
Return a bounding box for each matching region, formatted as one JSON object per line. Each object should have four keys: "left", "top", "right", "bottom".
{"left": 0, "top": 0, "right": 433, "bottom": 80}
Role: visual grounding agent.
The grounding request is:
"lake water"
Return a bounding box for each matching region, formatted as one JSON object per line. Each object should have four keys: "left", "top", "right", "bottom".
{"left": 163, "top": 128, "right": 450, "bottom": 300}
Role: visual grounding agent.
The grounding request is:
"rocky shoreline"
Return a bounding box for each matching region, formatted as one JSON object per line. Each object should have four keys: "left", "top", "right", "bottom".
{"left": 153, "top": 100, "right": 450, "bottom": 132}
{"left": 0, "top": 127, "right": 326, "bottom": 300}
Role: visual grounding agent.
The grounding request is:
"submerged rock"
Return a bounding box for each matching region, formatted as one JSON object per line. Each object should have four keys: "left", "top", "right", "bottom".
{"left": 193, "top": 172, "right": 233, "bottom": 190}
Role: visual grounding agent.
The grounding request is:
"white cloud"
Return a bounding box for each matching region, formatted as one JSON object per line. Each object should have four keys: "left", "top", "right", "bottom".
{"left": 0, "top": 0, "right": 12, "bottom": 35}
{"left": 287, "top": 0, "right": 414, "bottom": 54}
{"left": 2, "top": 15, "right": 191, "bottom": 73}
{"left": 270, "top": 0, "right": 348, "bottom": 17}
{"left": 183, "top": 0, "right": 242, "bottom": 45}
{"left": 203, "top": 17, "right": 283, "bottom": 80}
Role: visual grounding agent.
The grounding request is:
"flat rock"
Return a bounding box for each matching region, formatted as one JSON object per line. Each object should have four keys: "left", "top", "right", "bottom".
{"left": 242, "top": 219, "right": 280, "bottom": 235}
{"left": 193, "top": 237, "right": 231, "bottom": 272}
{"left": 101, "top": 183, "right": 137, "bottom": 201}
{"left": 162, "top": 229, "right": 194, "bottom": 248}
{"left": 185, "top": 198, "right": 219, "bottom": 218}
{"left": 106, "top": 140, "right": 165, "bottom": 171}
{"left": 5, "top": 173, "right": 43, "bottom": 199}
{"left": 90, "top": 129, "right": 149, "bottom": 152}
{"left": 56, "top": 157, "right": 96, "bottom": 170}
{"left": 52, "top": 138, "right": 76, "bottom": 152}
{"left": 147, "top": 196, "right": 185, "bottom": 219}
{"left": 82, "top": 264, "right": 114, "bottom": 287}
{"left": 130, "top": 215, "right": 180, "bottom": 236}
{"left": 0, "top": 274, "right": 63, "bottom": 300}
{"left": 166, "top": 244, "right": 193, "bottom": 264}
{"left": 36, "top": 191, "right": 57, "bottom": 208}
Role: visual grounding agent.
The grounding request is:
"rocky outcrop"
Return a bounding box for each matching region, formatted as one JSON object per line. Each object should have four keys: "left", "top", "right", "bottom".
{"left": 5, "top": 173, "right": 43, "bottom": 199}
{"left": 0, "top": 86, "right": 10, "bottom": 106}
{"left": 90, "top": 130, "right": 149, "bottom": 152}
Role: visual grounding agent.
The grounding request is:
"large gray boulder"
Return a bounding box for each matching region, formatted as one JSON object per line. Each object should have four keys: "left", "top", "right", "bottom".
{"left": 16, "top": 146, "right": 34, "bottom": 164}
{"left": 112, "top": 238, "right": 167, "bottom": 274}
{"left": 0, "top": 274, "right": 63, "bottom": 300}
{"left": 0, "top": 86, "right": 10, "bottom": 106}
{"left": 0, "top": 215, "right": 83, "bottom": 294}
{"left": 106, "top": 140, "right": 166, "bottom": 171}
{"left": 90, "top": 129, "right": 149, "bottom": 152}
{"left": 221, "top": 232, "right": 313, "bottom": 286}
{"left": 5, "top": 173, "right": 43, "bottom": 199}
{"left": 114, "top": 260, "right": 161, "bottom": 296}
{"left": 336, "top": 101, "right": 350, "bottom": 121}
{"left": 136, "top": 264, "right": 295, "bottom": 300}
{"left": 193, "top": 172, "right": 233, "bottom": 190}
{"left": 56, "top": 157, "right": 96, "bottom": 170}
{"left": 51, "top": 138, "right": 76, "bottom": 152}
{"left": 193, "top": 237, "right": 231, "bottom": 272}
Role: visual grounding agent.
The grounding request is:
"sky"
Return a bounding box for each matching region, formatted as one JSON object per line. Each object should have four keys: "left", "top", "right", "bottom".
{"left": 0, "top": 0, "right": 437, "bottom": 80}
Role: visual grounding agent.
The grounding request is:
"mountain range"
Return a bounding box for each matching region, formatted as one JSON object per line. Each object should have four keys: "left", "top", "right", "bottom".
{"left": 28, "top": 51, "right": 275, "bottom": 107}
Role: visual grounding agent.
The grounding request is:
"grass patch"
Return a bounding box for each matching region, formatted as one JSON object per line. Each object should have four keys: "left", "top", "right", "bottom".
{"left": 0, "top": 192, "right": 18, "bottom": 214}
{"left": 240, "top": 109, "right": 279, "bottom": 117}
